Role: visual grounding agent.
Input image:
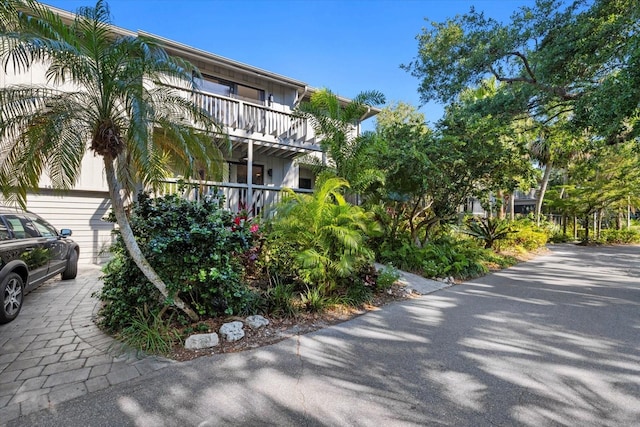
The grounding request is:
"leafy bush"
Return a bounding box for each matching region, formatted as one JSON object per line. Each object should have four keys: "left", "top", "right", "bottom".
{"left": 597, "top": 228, "right": 640, "bottom": 244}
{"left": 420, "top": 237, "right": 489, "bottom": 279}
{"left": 378, "top": 234, "right": 492, "bottom": 280}
{"left": 261, "top": 177, "right": 380, "bottom": 296}
{"left": 377, "top": 239, "right": 425, "bottom": 272}
{"left": 96, "top": 193, "right": 261, "bottom": 332}
{"left": 496, "top": 219, "right": 549, "bottom": 251}
{"left": 376, "top": 264, "right": 400, "bottom": 291}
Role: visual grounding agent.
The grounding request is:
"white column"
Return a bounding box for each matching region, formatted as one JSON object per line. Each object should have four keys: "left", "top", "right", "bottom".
{"left": 247, "top": 139, "right": 253, "bottom": 213}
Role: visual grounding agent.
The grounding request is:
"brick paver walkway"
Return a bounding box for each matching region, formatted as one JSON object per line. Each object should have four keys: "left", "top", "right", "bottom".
{"left": 0, "top": 266, "right": 173, "bottom": 424}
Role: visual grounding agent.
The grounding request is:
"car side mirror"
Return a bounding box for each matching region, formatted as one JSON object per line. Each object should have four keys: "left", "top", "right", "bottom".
{"left": 60, "top": 229, "right": 72, "bottom": 237}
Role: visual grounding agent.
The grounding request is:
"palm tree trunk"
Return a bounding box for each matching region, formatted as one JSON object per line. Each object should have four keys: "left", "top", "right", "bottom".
{"left": 536, "top": 163, "right": 553, "bottom": 226}
{"left": 103, "top": 158, "right": 199, "bottom": 321}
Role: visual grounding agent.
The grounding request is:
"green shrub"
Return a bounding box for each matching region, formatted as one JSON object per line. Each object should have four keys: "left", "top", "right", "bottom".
{"left": 96, "top": 193, "right": 261, "bottom": 332}
{"left": 378, "top": 234, "right": 491, "bottom": 280}
{"left": 420, "top": 237, "right": 489, "bottom": 279}
{"left": 376, "top": 264, "right": 400, "bottom": 291}
{"left": 497, "top": 219, "right": 549, "bottom": 251}
{"left": 378, "top": 239, "right": 425, "bottom": 272}
{"left": 117, "top": 307, "right": 179, "bottom": 356}
{"left": 549, "top": 232, "right": 573, "bottom": 243}
{"left": 597, "top": 228, "right": 640, "bottom": 244}
{"left": 263, "top": 277, "right": 299, "bottom": 317}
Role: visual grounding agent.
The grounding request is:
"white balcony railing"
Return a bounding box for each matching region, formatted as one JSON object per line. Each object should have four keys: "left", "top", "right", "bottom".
{"left": 188, "top": 90, "right": 316, "bottom": 148}
{"left": 156, "top": 179, "right": 313, "bottom": 217}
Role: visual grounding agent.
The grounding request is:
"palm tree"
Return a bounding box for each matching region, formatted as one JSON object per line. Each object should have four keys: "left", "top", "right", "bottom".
{"left": 271, "top": 177, "right": 379, "bottom": 292}
{"left": 0, "top": 0, "right": 226, "bottom": 320}
{"left": 529, "top": 121, "right": 584, "bottom": 226}
{"left": 296, "top": 88, "right": 385, "bottom": 192}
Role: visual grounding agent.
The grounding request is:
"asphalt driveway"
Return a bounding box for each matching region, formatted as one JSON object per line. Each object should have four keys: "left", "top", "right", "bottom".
{"left": 6, "top": 244, "right": 640, "bottom": 426}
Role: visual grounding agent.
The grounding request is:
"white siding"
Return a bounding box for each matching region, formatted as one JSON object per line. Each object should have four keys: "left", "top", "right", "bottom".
{"left": 26, "top": 192, "right": 115, "bottom": 265}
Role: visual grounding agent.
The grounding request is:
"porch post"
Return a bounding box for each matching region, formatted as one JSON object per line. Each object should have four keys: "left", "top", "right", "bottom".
{"left": 247, "top": 139, "right": 253, "bottom": 213}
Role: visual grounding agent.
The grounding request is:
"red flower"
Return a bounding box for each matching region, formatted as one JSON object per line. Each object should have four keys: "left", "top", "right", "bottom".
{"left": 250, "top": 224, "right": 259, "bottom": 233}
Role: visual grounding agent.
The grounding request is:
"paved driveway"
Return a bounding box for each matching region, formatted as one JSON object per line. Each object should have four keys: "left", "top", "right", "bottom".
{"left": 4, "top": 244, "right": 640, "bottom": 426}
{"left": 0, "top": 267, "right": 172, "bottom": 424}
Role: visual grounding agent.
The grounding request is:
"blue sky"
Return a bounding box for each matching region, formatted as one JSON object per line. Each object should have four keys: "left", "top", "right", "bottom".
{"left": 44, "top": 0, "right": 536, "bottom": 129}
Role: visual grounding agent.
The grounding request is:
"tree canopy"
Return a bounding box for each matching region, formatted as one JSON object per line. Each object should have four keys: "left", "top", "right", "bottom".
{"left": 403, "top": 0, "right": 640, "bottom": 143}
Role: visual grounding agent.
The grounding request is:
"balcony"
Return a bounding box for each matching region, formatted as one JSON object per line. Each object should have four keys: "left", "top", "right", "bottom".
{"left": 186, "top": 90, "right": 321, "bottom": 155}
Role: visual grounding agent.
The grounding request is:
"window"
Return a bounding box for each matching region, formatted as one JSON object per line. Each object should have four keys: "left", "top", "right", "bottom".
{"left": 28, "top": 216, "right": 58, "bottom": 237}
{"left": 199, "top": 74, "right": 265, "bottom": 104}
{"left": 235, "top": 163, "right": 264, "bottom": 185}
{"left": 299, "top": 178, "right": 312, "bottom": 189}
{"left": 0, "top": 219, "right": 9, "bottom": 241}
{"left": 4, "top": 215, "right": 40, "bottom": 239}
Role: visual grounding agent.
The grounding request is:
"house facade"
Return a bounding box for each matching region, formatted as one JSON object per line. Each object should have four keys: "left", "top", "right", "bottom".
{"left": 1, "top": 6, "right": 377, "bottom": 265}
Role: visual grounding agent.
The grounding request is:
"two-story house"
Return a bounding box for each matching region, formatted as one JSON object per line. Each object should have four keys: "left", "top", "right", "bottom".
{"left": 1, "top": 5, "right": 378, "bottom": 265}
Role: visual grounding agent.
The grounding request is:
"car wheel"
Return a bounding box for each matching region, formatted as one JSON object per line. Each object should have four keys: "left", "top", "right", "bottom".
{"left": 61, "top": 249, "right": 78, "bottom": 280}
{"left": 1, "top": 272, "right": 24, "bottom": 324}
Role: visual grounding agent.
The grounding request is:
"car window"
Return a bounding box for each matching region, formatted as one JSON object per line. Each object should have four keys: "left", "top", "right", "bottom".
{"left": 4, "top": 214, "right": 40, "bottom": 239}
{"left": 0, "top": 220, "right": 10, "bottom": 240}
{"left": 29, "top": 216, "right": 58, "bottom": 237}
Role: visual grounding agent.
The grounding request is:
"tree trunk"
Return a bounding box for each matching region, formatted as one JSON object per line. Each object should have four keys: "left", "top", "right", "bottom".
{"left": 103, "top": 158, "right": 199, "bottom": 321}
{"left": 584, "top": 215, "right": 590, "bottom": 242}
{"left": 535, "top": 162, "right": 553, "bottom": 226}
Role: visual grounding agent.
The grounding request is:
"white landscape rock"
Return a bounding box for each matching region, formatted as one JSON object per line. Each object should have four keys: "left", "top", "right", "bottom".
{"left": 184, "top": 332, "right": 219, "bottom": 350}
{"left": 220, "top": 321, "right": 245, "bottom": 342}
{"left": 245, "top": 315, "right": 269, "bottom": 329}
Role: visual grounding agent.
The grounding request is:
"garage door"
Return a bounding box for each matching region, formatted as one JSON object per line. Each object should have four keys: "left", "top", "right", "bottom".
{"left": 27, "top": 191, "right": 115, "bottom": 265}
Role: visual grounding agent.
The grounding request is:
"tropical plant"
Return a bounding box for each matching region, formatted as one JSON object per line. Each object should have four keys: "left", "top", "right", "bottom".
{"left": 264, "top": 176, "right": 380, "bottom": 294}
{"left": 296, "top": 88, "right": 386, "bottom": 193}
{"left": 0, "top": 0, "right": 226, "bottom": 320}
{"left": 462, "top": 216, "right": 513, "bottom": 249}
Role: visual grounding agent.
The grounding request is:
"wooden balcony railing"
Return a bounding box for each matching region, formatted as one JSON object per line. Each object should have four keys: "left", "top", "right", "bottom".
{"left": 188, "top": 90, "right": 317, "bottom": 148}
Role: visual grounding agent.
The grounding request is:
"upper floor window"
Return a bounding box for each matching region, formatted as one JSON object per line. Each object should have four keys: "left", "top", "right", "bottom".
{"left": 197, "top": 74, "right": 265, "bottom": 104}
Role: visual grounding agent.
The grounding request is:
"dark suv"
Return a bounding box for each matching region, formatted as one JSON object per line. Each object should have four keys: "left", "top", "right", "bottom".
{"left": 0, "top": 207, "right": 79, "bottom": 324}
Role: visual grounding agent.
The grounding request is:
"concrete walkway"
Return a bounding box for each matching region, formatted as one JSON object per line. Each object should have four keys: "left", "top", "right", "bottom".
{"left": 0, "top": 267, "right": 173, "bottom": 424}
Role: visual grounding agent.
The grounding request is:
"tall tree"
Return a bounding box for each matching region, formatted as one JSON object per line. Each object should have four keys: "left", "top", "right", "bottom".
{"left": 528, "top": 119, "right": 584, "bottom": 224}
{"left": 0, "top": 0, "right": 226, "bottom": 320}
{"left": 403, "top": 0, "right": 640, "bottom": 143}
{"left": 438, "top": 79, "right": 537, "bottom": 219}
